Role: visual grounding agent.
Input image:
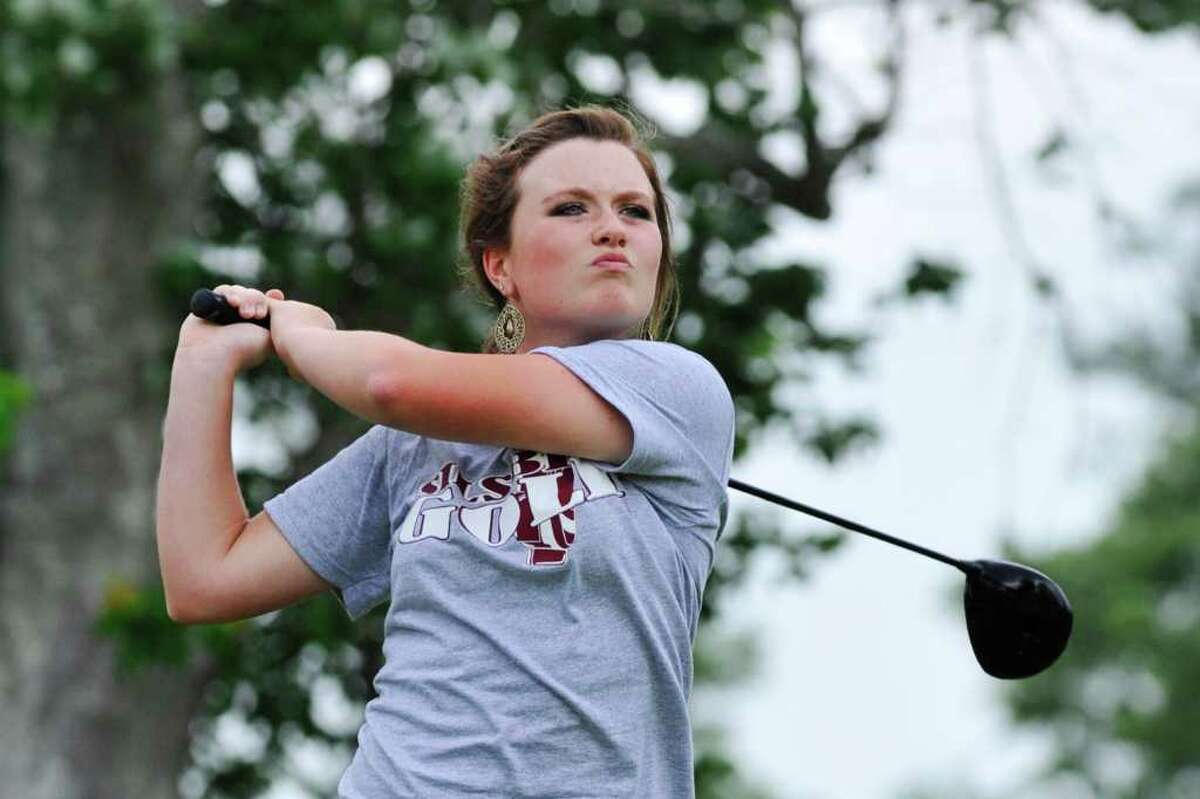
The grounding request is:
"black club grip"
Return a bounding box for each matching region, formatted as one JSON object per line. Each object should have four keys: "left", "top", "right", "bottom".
{"left": 189, "top": 288, "right": 271, "bottom": 330}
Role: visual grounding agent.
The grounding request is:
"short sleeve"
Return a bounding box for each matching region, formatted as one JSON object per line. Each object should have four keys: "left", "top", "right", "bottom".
{"left": 529, "top": 339, "right": 736, "bottom": 527}
{"left": 263, "top": 424, "right": 393, "bottom": 620}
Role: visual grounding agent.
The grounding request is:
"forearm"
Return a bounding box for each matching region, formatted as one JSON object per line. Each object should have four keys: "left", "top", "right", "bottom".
{"left": 275, "top": 327, "right": 425, "bottom": 425}
{"left": 155, "top": 350, "right": 248, "bottom": 617}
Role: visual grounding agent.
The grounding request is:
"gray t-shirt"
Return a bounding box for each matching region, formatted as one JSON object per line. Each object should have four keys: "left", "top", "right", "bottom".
{"left": 263, "top": 338, "right": 736, "bottom": 798}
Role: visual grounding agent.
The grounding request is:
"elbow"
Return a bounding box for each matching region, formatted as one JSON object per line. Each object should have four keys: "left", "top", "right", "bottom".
{"left": 158, "top": 555, "right": 195, "bottom": 624}
{"left": 366, "top": 370, "right": 405, "bottom": 425}
{"left": 165, "top": 589, "right": 201, "bottom": 625}
{"left": 365, "top": 342, "right": 444, "bottom": 430}
{"left": 366, "top": 338, "right": 439, "bottom": 425}
{"left": 167, "top": 586, "right": 227, "bottom": 625}
{"left": 157, "top": 550, "right": 202, "bottom": 624}
{"left": 158, "top": 555, "right": 213, "bottom": 625}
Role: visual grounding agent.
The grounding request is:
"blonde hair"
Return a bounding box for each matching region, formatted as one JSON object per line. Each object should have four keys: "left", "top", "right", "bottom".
{"left": 457, "top": 103, "right": 680, "bottom": 353}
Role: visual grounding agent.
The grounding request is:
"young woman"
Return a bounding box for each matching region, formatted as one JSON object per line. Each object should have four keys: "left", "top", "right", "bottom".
{"left": 157, "top": 105, "right": 736, "bottom": 797}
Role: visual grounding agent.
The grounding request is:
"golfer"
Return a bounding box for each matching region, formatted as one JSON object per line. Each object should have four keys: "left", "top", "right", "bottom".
{"left": 158, "top": 104, "right": 736, "bottom": 798}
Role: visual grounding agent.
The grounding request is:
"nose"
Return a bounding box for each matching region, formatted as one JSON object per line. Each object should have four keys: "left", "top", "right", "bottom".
{"left": 591, "top": 207, "right": 626, "bottom": 248}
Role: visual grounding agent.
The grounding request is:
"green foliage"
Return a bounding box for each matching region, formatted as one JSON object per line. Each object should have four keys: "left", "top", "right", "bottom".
{"left": 965, "top": 0, "right": 1200, "bottom": 36}
{"left": 694, "top": 624, "right": 762, "bottom": 687}
{"left": 1035, "top": 128, "right": 1070, "bottom": 164}
{"left": 0, "top": 0, "right": 180, "bottom": 127}
{"left": 694, "top": 726, "right": 776, "bottom": 799}
{"left": 178, "top": 597, "right": 382, "bottom": 799}
{"left": 704, "top": 509, "right": 846, "bottom": 626}
{"left": 95, "top": 577, "right": 380, "bottom": 797}
{"left": 0, "top": 370, "right": 34, "bottom": 456}
{"left": 805, "top": 415, "right": 880, "bottom": 464}
{"left": 902, "top": 258, "right": 965, "bottom": 302}
{"left": 93, "top": 577, "right": 193, "bottom": 677}
{"left": 1087, "top": 0, "right": 1200, "bottom": 32}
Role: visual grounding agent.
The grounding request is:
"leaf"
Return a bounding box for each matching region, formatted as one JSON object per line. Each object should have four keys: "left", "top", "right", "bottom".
{"left": 1034, "top": 129, "right": 1069, "bottom": 163}
{"left": 803, "top": 416, "right": 880, "bottom": 464}
{"left": 902, "top": 257, "right": 965, "bottom": 301}
{"left": 0, "top": 371, "right": 35, "bottom": 455}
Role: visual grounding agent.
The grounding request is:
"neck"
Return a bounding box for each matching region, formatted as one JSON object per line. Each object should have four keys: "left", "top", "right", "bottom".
{"left": 511, "top": 320, "right": 641, "bottom": 353}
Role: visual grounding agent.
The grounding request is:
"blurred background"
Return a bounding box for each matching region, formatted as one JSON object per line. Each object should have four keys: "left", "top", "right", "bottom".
{"left": 1, "top": 1, "right": 1197, "bottom": 797}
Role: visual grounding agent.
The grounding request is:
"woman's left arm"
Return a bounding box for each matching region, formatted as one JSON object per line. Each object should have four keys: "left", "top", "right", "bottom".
{"left": 267, "top": 298, "right": 632, "bottom": 464}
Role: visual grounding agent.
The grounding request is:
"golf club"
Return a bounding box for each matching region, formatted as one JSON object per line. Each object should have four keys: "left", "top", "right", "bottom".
{"left": 189, "top": 287, "right": 1073, "bottom": 679}
{"left": 727, "top": 478, "right": 1072, "bottom": 679}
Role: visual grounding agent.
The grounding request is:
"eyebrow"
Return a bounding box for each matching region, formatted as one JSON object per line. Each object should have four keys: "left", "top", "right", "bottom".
{"left": 542, "top": 187, "right": 654, "bottom": 206}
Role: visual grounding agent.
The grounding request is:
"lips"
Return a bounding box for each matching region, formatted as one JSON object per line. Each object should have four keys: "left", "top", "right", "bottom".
{"left": 591, "top": 253, "right": 630, "bottom": 268}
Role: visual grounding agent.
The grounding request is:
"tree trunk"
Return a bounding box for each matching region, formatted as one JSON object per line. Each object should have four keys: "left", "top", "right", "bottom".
{"left": 0, "top": 27, "right": 214, "bottom": 799}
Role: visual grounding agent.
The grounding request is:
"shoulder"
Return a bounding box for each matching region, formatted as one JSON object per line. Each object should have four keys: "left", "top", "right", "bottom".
{"left": 537, "top": 338, "right": 724, "bottom": 380}
{"left": 621, "top": 340, "right": 730, "bottom": 399}
{"left": 533, "top": 338, "right": 734, "bottom": 425}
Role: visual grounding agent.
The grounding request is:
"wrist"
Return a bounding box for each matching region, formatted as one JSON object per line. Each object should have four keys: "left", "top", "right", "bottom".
{"left": 173, "top": 345, "right": 242, "bottom": 381}
{"left": 267, "top": 302, "right": 334, "bottom": 352}
{"left": 270, "top": 326, "right": 315, "bottom": 382}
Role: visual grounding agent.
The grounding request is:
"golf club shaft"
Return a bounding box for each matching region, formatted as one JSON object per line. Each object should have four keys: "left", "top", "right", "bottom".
{"left": 727, "top": 478, "right": 968, "bottom": 572}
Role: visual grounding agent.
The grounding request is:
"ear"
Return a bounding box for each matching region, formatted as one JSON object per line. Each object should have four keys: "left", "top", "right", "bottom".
{"left": 482, "top": 247, "right": 511, "bottom": 298}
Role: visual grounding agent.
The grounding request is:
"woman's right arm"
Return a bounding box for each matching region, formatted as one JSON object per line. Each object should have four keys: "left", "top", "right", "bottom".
{"left": 155, "top": 287, "right": 332, "bottom": 624}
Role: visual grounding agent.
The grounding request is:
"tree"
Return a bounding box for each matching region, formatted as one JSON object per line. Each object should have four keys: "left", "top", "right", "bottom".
{"left": 0, "top": 1, "right": 216, "bottom": 796}
{"left": 0, "top": 372, "right": 32, "bottom": 457}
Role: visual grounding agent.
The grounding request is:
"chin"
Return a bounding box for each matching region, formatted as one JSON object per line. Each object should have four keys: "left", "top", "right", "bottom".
{"left": 565, "top": 299, "right": 651, "bottom": 340}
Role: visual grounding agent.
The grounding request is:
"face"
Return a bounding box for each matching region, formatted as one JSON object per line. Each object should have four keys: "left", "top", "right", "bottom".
{"left": 484, "top": 137, "right": 663, "bottom": 350}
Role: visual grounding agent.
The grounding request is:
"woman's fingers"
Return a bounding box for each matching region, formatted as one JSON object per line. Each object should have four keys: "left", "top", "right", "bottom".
{"left": 262, "top": 289, "right": 284, "bottom": 315}
{"left": 213, "top": 285, "right": 248, "bottom": 316}
{"left": 212, "top": 284, "right": 282, "bottom": 318}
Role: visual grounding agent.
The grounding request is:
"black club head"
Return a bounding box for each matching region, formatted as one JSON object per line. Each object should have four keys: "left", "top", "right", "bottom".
{"left": 962, "top": 559, "right": 1073, "bottom": 679}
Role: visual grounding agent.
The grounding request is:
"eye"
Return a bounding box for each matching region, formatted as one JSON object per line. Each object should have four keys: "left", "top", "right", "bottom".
{"left": 550, "top": 201, "right": 654, "bottom": 220}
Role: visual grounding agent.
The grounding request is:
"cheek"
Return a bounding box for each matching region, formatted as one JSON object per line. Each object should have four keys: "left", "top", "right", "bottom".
{"left": 638, "top": 227, "right": 663, "bottom": 270}
{"left": 519, "top": 220, "right": 575, "bottom": 269}
{"left": 511, "top": 222, "right": 579, "bottom": 307}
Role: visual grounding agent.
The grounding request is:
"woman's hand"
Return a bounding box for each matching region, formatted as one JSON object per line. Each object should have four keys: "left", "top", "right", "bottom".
{"left": 264, "top": 297, "right": 337, "bottom": 337}
{"left": 176, "top": 285, "right": 287, "bottom": 374}
{"left": 264, "top": 296, "right": 338, "bottom": 382}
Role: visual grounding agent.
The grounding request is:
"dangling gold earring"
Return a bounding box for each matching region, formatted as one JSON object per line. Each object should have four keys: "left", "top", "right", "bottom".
{"left": 493, "top": 300, "right": 525, "bottom": 353}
